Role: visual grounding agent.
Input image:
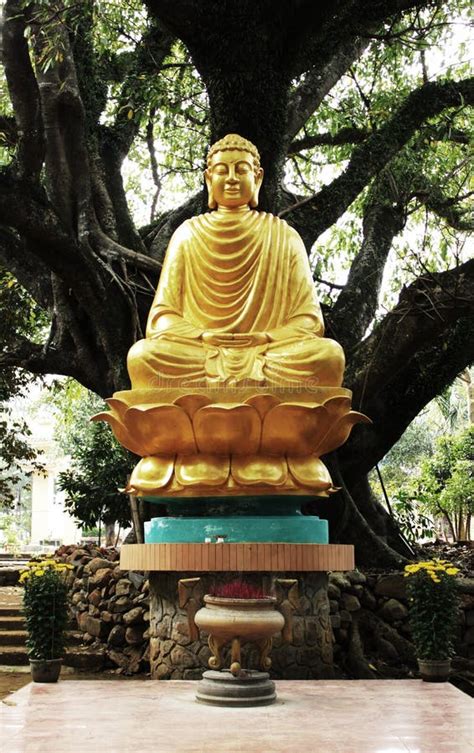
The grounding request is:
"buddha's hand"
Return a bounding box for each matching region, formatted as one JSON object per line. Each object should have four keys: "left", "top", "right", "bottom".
{"left": 202, "top": 332, "right": 269, "bottom": 347}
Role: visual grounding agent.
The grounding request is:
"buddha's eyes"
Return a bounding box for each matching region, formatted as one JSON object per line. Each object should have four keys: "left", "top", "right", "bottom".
{"left": 212, "top": 162, "right": 252, "bottom": 175}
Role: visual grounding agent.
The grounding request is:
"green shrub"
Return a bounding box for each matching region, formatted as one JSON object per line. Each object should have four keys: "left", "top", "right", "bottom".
{"left": 404, "top": 559, "right": 459, "bottom": 660}
{"left": 20, "top": 560, "right": 73, "bottom": 660}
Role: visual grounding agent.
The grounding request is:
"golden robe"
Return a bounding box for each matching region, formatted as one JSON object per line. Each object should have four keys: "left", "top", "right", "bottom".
{"left": 128, "top": 207, "right": 344, "bottom": 388}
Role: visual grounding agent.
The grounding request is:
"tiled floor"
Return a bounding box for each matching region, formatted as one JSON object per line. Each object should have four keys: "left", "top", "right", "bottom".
{"left": 1, "top": 679, "right": 472, "bottom": 752}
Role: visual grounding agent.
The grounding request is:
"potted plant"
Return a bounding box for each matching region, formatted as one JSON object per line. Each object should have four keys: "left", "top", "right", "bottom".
{"left": 404, "top": 558, "right": 459, "bottom": 682}
{"left": 19, "top": 558, "right": 73, "bottom": 682}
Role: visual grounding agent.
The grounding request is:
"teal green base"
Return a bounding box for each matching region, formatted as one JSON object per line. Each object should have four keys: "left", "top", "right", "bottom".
{"left": 143, "top": 496, "right": 328, "bottom": 544}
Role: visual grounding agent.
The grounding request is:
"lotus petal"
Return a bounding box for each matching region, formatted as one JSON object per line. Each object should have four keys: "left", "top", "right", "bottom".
{"left": 175, "top": 454, "right": 230, "bottom": 487}
{"left": 125, "top": 404, "right": 197, "bottom": 455}
{"left": 231, "top": 455, "right": 288, "bottom": 486}
{"left": 91, "top": 412, "right": 144, "bottom": 456}
{"left": 194, "top": 404, "right": 260, "bottom": 456}
{"left": 245, "top": 394, "right": 281, "bottom": 420}
{"left": 317, "top": 411, "right": 372, "bottom": 457}
{"left": 174, "top": 394, "right": 212, "bottom": 419}
{"left": 104, "top": 398, "right": 129, "bottom": 421}
{"left": 288, "top": 456, "right": 333, "bottom": 491}
{"left": 126, "top": 455, "right": 175, "bottom": 494}
{"left": 261, "top": 403, "right": 328, "bottom": 456}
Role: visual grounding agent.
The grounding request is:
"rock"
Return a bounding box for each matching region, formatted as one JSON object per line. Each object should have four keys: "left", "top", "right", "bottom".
{"left": 85, "top": 557, "right": 116, "bottom": 574}
{"left": 102, "top": 611, "right": 113, "bottom": 623}
{"left": 305, "top": 618, "right": 321, "bottom": 646}
{"left": 125, "top": 626, "right": 145, "bottom": 645}
{"left": 154, "top": 663, "right": 171, "bottom": 679}
{"left": 107, "top": 649, "right": 130, "bottom": 670}
{"left": 379, "top": 598, "right": 408, "bottom": 622}
{"left": 457, "top": 578, "right": 474, "bottom": 595}
{"left": 292, "top": 617, "right": 305, "bottom": 646}
{"left": 171, "top": 617, "right": 191, "bottom": 646}
{"left": 108, "top": 625, "right": 126, "bottom": 647}
{"left": 160, "top": 639, "right": 174, "bottom": 657}
{"left": 341, "top": 594, "right": 360, "bottom": 612}
{"left": 170, "top": 646, "right": 199, "bottom": 668}
{"left": 88, "top": 589, "right": 102, "bottom": 607}
{"left": 129, "top": 571, "right": 146, "bottom": 589}
{"left": 327, "top": 582, "right": 341, "bottom": 600}
{"left": 329, "top": 599, "right": 339, "bottom": 614}
{"left": 330, "top": 614, "right": 341, "bottom": 630}
{"left": 72, "top": 591, "right": 86, "bottom": 606}
{"left": 465, "top": 610, "right": 474, "bottom": 627}
{"left": 110, "top": 596, "right": 133, "bottom": 613}
{"left": 115, "top": 579, "right": 132, "bottom": 596}
{"left": 360, "top": 588, "right": 377, "bottom": 610}
{"left": 90, "top": 568, "right": 113, "bottom": 588}
{"left": 329, "top": 573, "right": 351, "bottom": 590}
{"left": 183, "top": 668, "right": 203, "bottom": 680}
{"left": 67, "top": 548, "right": 90, "bottom": 565}
{"left": 143, "top": 628, "right": 150, "bottom": 640}
{"left": 123, "top": 607, "right": 145, "bottom": 625}
{"left": 464, "top": 627, "right": 474, "bottom": 645}
{"left": 375, "top": 574, "right": 406, "bottom": 600}
{"left": 64, "top": 646, "right": 105, "bottom": 670}
{"left": 83, "top": 614, "right": 109, "bottom": 639}
{"left": 339, "top": 610, "right": 352, "bottom": 624}
{"left": 347, "top": 570, "right": 367, "bottom": 585}
{"left": 198, "top": 645, "right": 211, "bottom": 665}
{"left": 377, "top": 637, "right": 399, "bottom": 661}
{"left": 348, "top": 584, "right": 364, "bottom": 598}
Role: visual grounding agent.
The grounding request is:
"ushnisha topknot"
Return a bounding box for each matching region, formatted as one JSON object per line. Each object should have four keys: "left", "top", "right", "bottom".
{"left": 207, "top": 133, "right": 260, "bottom": 172}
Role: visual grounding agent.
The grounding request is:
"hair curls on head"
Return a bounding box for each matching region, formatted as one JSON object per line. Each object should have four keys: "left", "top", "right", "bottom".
{"left": 207, "top": 134, "right": 260, "bottom": 172}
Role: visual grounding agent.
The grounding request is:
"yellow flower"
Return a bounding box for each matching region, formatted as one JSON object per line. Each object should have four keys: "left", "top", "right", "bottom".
{"left": 33, "top": 569, "right": 45, "bottom": 577}
{"left": 446, "top": 568, "right": 459, "bottom": 575}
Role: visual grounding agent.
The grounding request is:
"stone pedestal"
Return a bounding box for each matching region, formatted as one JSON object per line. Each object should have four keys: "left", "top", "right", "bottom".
{"left": 148, "top": 571, "right": 334, "bottom": 680}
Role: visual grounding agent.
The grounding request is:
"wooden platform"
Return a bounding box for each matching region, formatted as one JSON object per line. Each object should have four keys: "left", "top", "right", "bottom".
{"left": 120, "top": 542, "right": 354, "bottom": 572}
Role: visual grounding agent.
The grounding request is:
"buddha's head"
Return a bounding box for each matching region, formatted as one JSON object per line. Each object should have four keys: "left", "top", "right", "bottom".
{"left": 205, "top": 134, "right": 263, "bottom": 210}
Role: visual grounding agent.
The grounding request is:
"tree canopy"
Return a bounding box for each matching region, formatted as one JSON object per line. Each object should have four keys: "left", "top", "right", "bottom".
{"left": 0, "top": 0, "right": 472, "bottom": 564}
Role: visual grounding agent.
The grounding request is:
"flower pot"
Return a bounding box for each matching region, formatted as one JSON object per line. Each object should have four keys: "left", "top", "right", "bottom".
{"left": 29, "top": 658, "right": 62, "bottom": 683}
{"left": 417, "top": 658, "right": 451, "bottom": 683}
{"left": 194, "top": 596, "right": 285, "bottom": 674}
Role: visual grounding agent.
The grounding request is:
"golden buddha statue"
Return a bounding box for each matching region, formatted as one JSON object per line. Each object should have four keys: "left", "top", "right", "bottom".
{"left": 95, "top": 135, "right": 369, "bottom": 497}
{"left": 127, "top": 134, "right": 344, "bottom": 389}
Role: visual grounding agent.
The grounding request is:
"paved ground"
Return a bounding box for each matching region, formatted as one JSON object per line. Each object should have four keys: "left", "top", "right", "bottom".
{"left": 1, "top": 679, "right": 473, "bottom": 752}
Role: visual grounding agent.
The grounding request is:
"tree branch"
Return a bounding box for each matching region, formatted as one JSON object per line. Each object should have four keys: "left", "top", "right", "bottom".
{"left": 329, "top": 167, "right": 406, "bottom": 351}
{"left": 0, "top": 227, "right": 52, "bottom": 310}
{"left": 286, "top": 38, "right": 369, "bottom": 143}
{"left": 288, "top": 127, "right": 370, "bottom": 155}
{"left": 1, "top": 0, "right": 45, "bottom": 178}
{"left": 340, "top": 259, "right": 474, "bottom": 480}
{"left": 412, "top": 182, "right": 474, "bottom": 232}
{"left": 280, "top": 77, "right": 474, "bottom": 244}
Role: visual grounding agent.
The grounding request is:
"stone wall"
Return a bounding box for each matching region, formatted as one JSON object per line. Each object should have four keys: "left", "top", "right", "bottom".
{"left": 56, "top": 544, "right": 150, "bottom": 674}
{"left": 149, "top": 572, "right": 333, "bottom": 680}
{"left": 58, "top": 545, "right": 474, "bottom": 680}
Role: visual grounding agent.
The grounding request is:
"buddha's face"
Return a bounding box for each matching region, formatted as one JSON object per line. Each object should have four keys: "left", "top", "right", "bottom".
{"left": 205, "top": 149, "right": 263, "bottom": 208}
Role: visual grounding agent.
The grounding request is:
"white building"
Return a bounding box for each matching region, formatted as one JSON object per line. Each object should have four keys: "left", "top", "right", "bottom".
{"left": 28, "top": 413, "right": 82, "bottom": 547}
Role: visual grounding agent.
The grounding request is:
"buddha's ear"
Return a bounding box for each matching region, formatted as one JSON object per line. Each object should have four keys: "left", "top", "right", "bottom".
{"left": 204, "top": 170, "right": 217, "bottom": 209}
{"left": 250, "top": 167, "right": 264, "bottom": 208}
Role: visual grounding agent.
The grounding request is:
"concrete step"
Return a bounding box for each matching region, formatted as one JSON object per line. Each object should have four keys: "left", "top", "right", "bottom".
{"left": 0, "top": 629, "right": 27, "bottom": 646}
{"left": 0, "top": 607, "right": 23, "bottom": 617}
{"left": 0, "top": 645, "right": 29, "bottom": 666}
{"left": 0, "top": 615, "right": 25, "bottom": 630}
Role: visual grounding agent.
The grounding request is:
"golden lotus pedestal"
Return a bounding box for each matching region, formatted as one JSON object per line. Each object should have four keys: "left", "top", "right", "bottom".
{"left": 95, "top": 385, "right": 369, "bottom": 497}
